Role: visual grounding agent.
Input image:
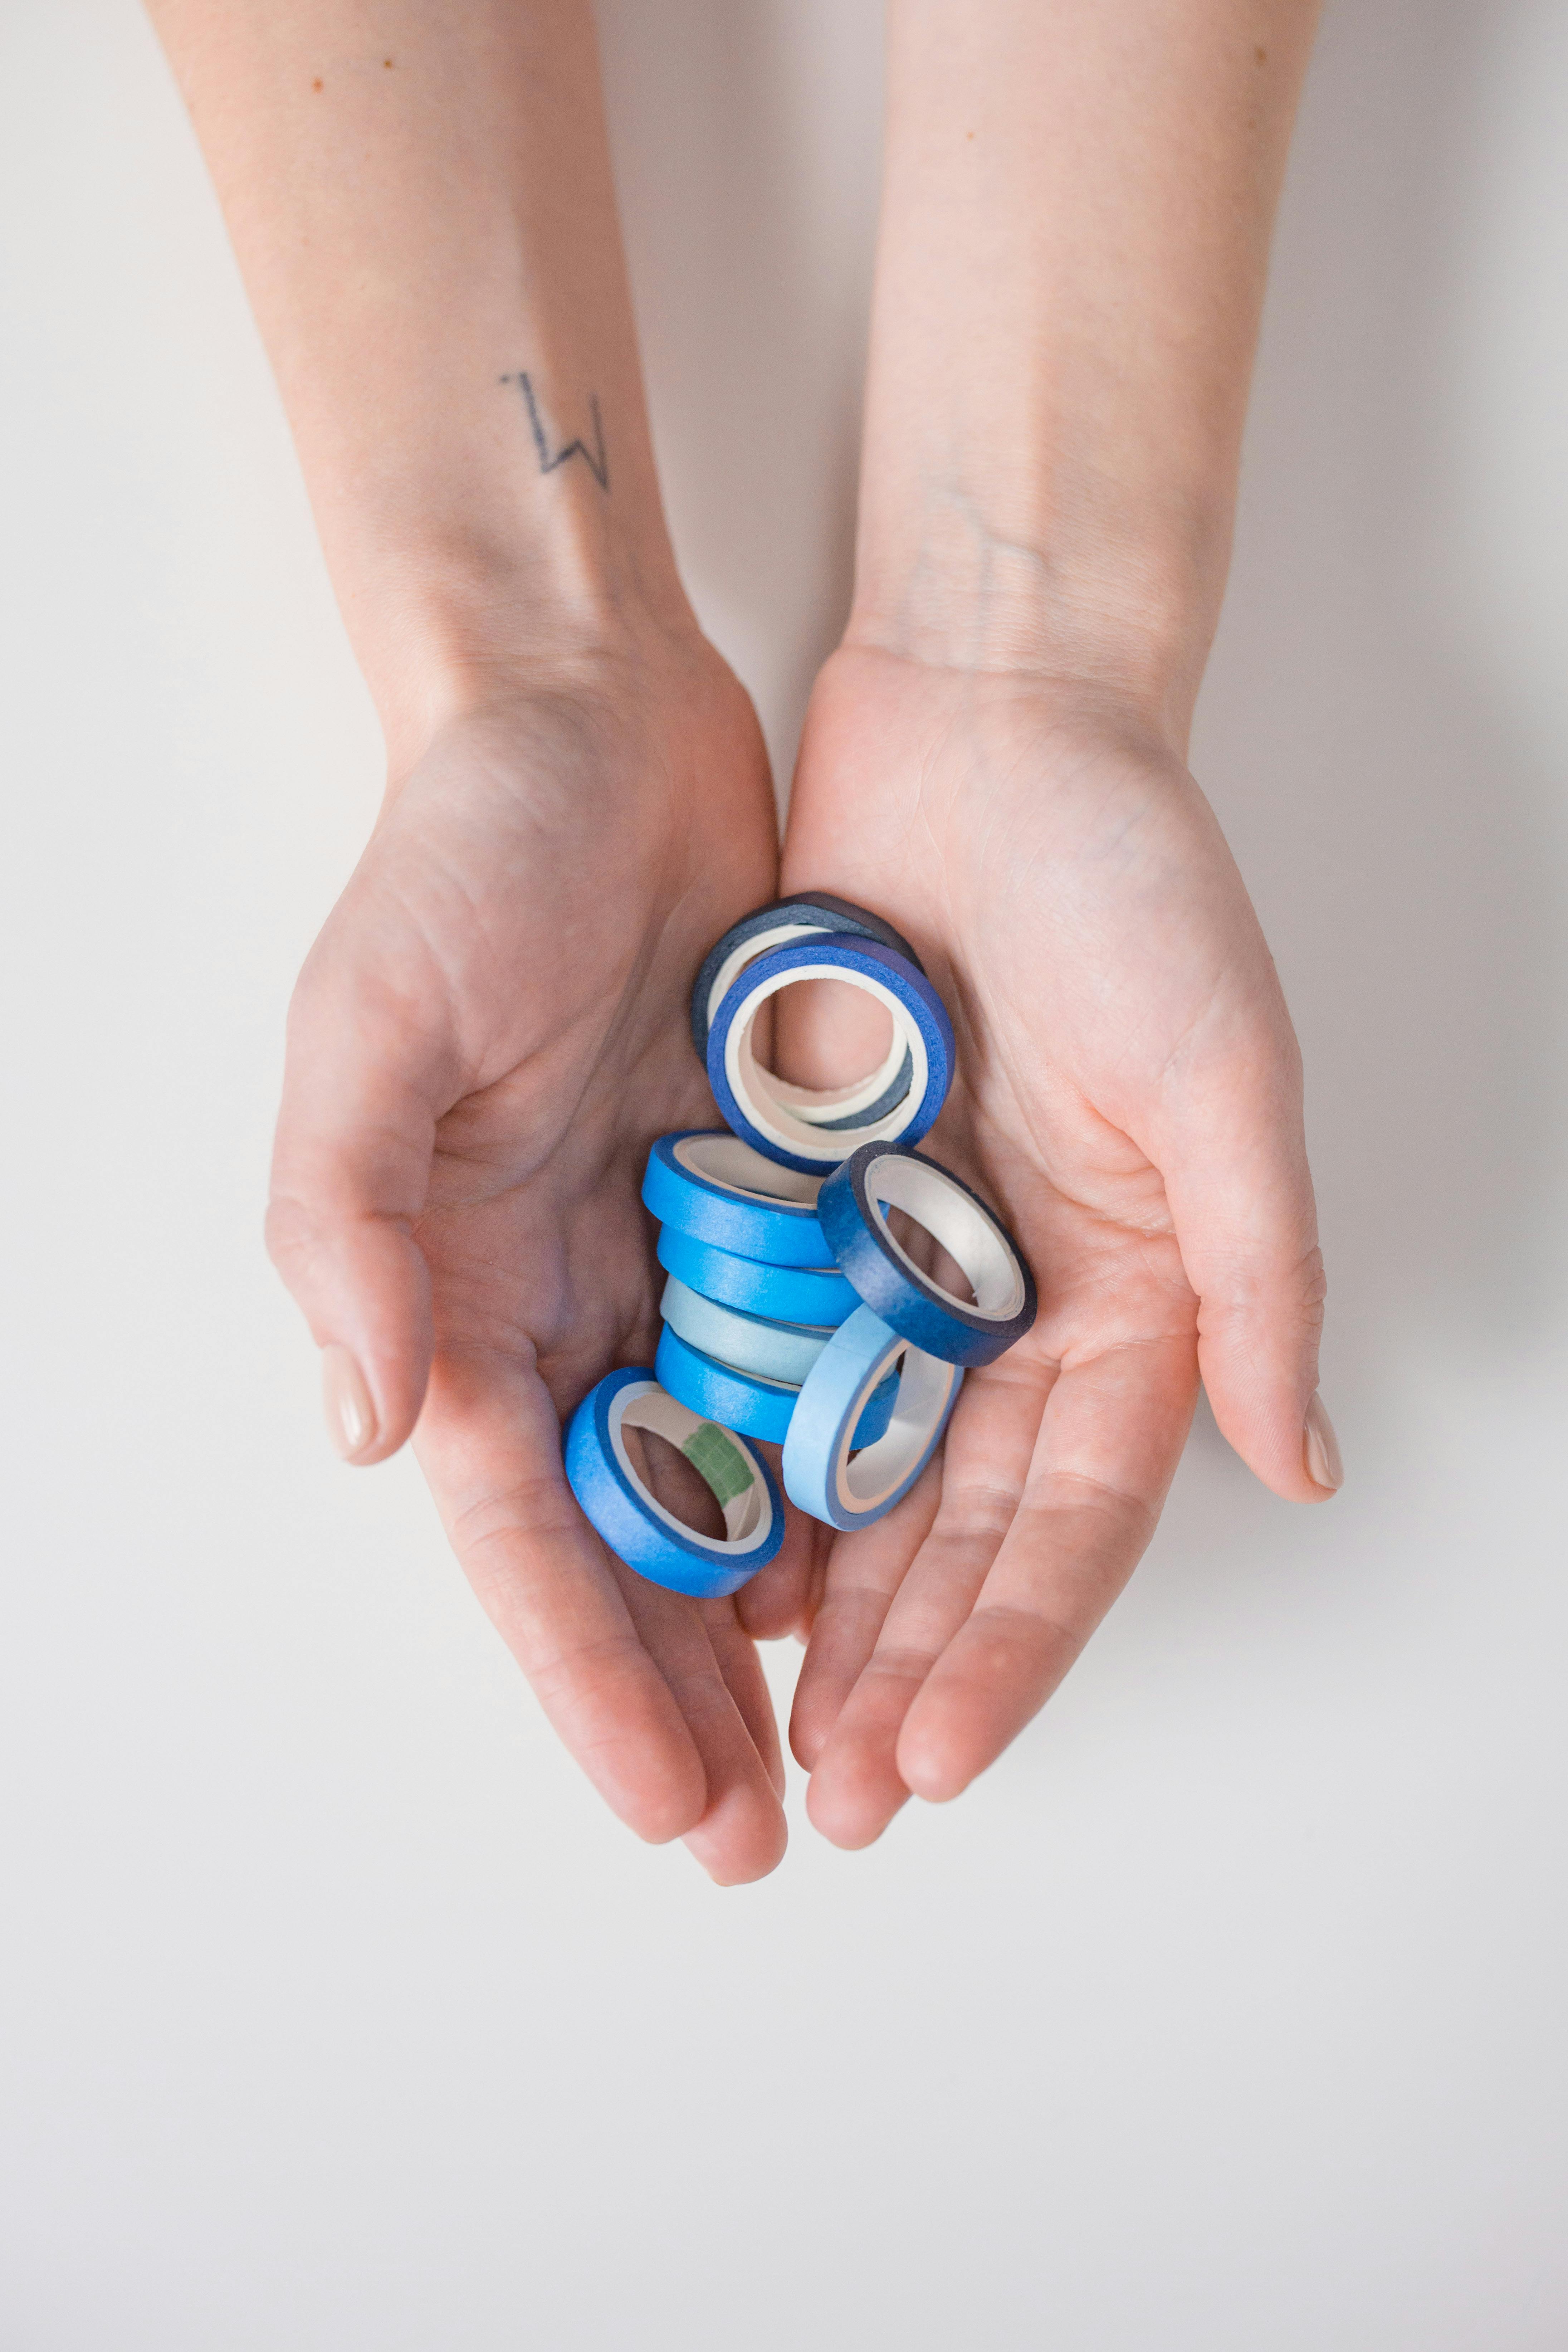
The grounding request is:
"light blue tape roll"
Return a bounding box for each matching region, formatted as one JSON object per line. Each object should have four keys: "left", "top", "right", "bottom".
{"left": 655, "top": 1323, "right": 898, "bottom": 1449}
{"left": 564, "top": 1367, "right": 783, "bottom": 1597}
{"left": 707, "top": 937, "right": 955, "bottom": 1176}
{"left": 659, "top": 1276, "right": 832, "bottom": 1386}
{"left": 781, "top": 1304, "right": 963, "bottom": 1532}
{"left": 656, "top": 1221, "right": 857, "bottom": 1328}
{"left": 641, "top": 1130, "right": 829, "bottom": 1268}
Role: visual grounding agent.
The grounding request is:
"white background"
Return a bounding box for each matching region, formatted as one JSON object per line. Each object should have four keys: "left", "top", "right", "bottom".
{"left": 3, "top": 1, "right": 1566, "bottom": 2344}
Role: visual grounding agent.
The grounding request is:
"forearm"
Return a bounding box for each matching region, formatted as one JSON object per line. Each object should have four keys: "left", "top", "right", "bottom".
{"left": 148, "top": 0, "right": 689, "bottom": 760}
{"left": 852, "top": 0, "right": 1321, "bottom": 737}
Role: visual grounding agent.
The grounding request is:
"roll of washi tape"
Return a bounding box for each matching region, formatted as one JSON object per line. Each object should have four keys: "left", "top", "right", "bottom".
{"left": 706, "top": 938, "right": 955, "bottom": 1176}
{"left": 642, "top": 1130, "right": 829, "bottom": 1268}
{"left": 659, "top": 1275, "right": 832, "bottom": 1387}
{"left": 692, "top": 898, "right": 924, "bottom": 1131}
{"left": 656, "top": 1221, "right": 858, "bottom": 1328}
{"left": 564, "top": 1367, "right": 783, "bottom": 1597}
{"left": 817, "top": 1143, "right": 1038, "bottom": 1367}
{"left": 690, "top": 892, "right": 926, "bottom": 1059}
{"left": 654, "top": 1323, "right": 899, "bottom": 1449}
{"left": 781, "top": 1306, "right": 963, "bottom": 1532}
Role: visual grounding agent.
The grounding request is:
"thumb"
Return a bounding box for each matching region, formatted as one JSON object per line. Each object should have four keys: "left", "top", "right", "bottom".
{"left": 1158, "top": 1033, "right": 1339, "bottom": 1503}
{"left": 266, "top": 962, "right": 450, "bottom": 1465}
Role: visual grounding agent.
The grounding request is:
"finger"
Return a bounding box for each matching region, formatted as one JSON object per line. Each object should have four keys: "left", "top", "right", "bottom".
{"left": 267, "top": 946, "right": 455, "bottom": 1463}
{"left": 703, "top": 1600, "right": 786, "bottom": 1800}
{"left": 414, "top": 1347, "right": 708, "bottom": 1847}
{"left": 789, "top": 1462, "right": 943, "bottom": 1772}
{"left": 897, "top": 1332, "right": 1197, "bottom": 1804}
{"left": 616, "top": 1573, "right": 787, "bottom": 1884}
{"left": 1157, "top": 1022, "right": 1336, "bottom": 1503}
{"left": 733, "top": 1479, "right": 822, "bottom": 1643}
{"left": 804, "top": 1359, "right": 1049, "bottom": 1847}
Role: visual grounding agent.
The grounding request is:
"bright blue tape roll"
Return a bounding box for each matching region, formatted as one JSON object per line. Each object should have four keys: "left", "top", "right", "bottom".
{"left": 656, "top": 1221, "right": 857, "bottom": 1327}
{"left": 655, "top": 1323, "right": 898, "bottom": 1449}
{"left": 659, "top": 1276, "right": 831, "bottom": 1386}
{"left": 693, "top": 905, "right": 917, "bottom": 1131}
{"left": 781, "top": 1305, "right": 963, "bottom": 1532}
{"left": 817, "top": 1143, "right": 1038, "bottom": 1368}
{"left": 706, "top": 937, "right": 955, "bottom": 1176}
{"left": 690, "top": 892, "right": 925, "bottom": 1059}
{"left": 642, "top": 1130, "right": 829, "bottom": 1268}
{"left": 564, "top": 1366, "right": 784, "bottom": 1597}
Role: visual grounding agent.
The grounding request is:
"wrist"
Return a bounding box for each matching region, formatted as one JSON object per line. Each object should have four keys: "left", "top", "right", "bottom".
{"left": 324, "top": 492, "right": 698, "bottom": 775}
{"left": 844, "top": 476, "right": 1230, "bottom": 749}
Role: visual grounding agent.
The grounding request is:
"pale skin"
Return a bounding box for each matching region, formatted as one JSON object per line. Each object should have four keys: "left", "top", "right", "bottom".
{"left": 148, "top": 0, "right": 1337, "bottom": 1880}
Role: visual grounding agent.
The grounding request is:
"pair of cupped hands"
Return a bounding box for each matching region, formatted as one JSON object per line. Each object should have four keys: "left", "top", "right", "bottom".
{"left": 266, "top": 611, "right": 1333, "bottom": 1884}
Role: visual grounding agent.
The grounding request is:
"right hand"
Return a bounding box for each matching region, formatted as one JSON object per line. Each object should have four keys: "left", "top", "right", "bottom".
{"left": 265, "top": 623, "right": 801, "bottom": 1883}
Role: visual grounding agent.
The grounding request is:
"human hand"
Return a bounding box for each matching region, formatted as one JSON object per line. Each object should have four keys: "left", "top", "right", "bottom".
{"left": 774, "top": 643, "right": 1336, "bottom": 1846}
{"left": 265, "top": 626, "right": 800, "bottom": 1882}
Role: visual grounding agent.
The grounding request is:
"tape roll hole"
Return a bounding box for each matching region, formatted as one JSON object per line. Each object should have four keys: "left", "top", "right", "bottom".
{"left": 868, "top": 1156, "right": 1029, "bottom": 1321}
{"left": 880, "top": 1203, "right": 978, "bottom": 1306}
{"left": 766, "top": 981, "right": 895, "bottom": 1098}
{"left": 619, "top": 1423, "right": 727, "bottom": 1541}
{"left": 847, "top": 1341, "right": 908, "bottom": 1460}
{"left": 616, "top": 1388, "right": 766, "bottom": 1543}
{"left": 723, "top": 959, "right": 933, "bottom": 1157}
{"left": 839, "top": 1346, "right": 958, "bottom": 1508}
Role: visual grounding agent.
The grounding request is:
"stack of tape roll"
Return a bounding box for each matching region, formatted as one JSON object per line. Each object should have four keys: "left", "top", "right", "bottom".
{"left": 565, "top": 894, "right": 1039, "bottom": 1595}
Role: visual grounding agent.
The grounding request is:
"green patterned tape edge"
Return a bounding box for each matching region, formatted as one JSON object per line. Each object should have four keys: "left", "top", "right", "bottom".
{"left": 681, "top": 1420, "right": 754, "bottom": 1510}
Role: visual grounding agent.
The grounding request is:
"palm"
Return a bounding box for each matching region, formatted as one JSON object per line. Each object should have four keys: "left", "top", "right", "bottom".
{"left": 380, "top": 691, "right": 748, "bottom": 1394}
{"left": 269, "top": 640, "right": 798, "bottom": 1880}
{"left": 773, "top": 644, "right": 1322, "bottom": 1843}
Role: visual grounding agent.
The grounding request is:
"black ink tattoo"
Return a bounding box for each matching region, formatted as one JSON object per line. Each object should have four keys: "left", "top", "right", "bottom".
{"left": 499, "top": 372, "right": 610, "bottom": 492}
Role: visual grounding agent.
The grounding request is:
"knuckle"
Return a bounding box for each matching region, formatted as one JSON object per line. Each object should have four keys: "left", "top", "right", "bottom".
{"left": 1198, "top": 1236, "right": 1327, "bottom": 1341}
{"left": 935, "top": 1477, "right": 1021, "bottom": 1545}
{"left": 1299, "top": 1243, "right": 1329, "bottom": 1316}
{"left": 862, "top": 1641, "right": 938, "bottom": 1689}
{"left": 1029, "top": 1468, "right": 1156, "bottom": 1542}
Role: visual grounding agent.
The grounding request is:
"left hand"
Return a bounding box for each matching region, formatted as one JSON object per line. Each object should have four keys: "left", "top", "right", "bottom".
{"left": 766, "top": 641, "right": 1336, "bottom": 1848}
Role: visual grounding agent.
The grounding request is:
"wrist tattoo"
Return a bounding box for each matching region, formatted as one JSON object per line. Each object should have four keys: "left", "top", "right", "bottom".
{"left": 499, "top": 372, "right": 609, "bottom": 493}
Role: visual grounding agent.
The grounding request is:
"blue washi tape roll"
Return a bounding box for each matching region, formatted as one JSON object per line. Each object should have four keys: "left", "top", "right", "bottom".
{"left": 564, "top": 1367, "right": 783, "bottom": 1597}
{"left": 781, "top": 1306, "right": 963, "bottom": 1532}
{"left": 690, "top": 893, "right": 925, "bottom": 1060}
{"left": 642, "top": 1130, "right": 829, "bottom": 1268}
{"left": 655, "top": 1323, "right": 899, "bottom": 1449}
{"left": 656, "top": 1221, "right": 858, "bottom": 1327}
{"left": 707, "top": 938, "right": 955, "bottom": 1176}
{"left": 659, "top": 1276, "right": 832, "bottom": 1387}
{"left": 817, "top": 1143, "right": 1038, "bottom": 1367}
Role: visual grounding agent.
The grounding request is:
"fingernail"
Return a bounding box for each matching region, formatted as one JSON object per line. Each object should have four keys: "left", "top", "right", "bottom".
{"left": 322, "top": 1344, "right": 377, "bottom": 1461}
{"left": 1303, "top": 1392, "right": 1343, "bottom": 1493}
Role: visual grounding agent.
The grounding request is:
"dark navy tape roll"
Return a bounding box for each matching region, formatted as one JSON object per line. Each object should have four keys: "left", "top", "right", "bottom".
{"left": 781, "top": 1306, "right": 963, "bottom": 1532}
{"left": 641, "top": 1130, "right": 828, "bottom": 1268}
{"left": 707, "top": 937, "right": 955, "bottom": 1176}
{"left": 564, "top": 1366, "right": 783, "bottom": 1597}
{"left": 654, "top": 1323, "right": 898, "bottom": 1449}
{"left": 656, "top": 1221, "right": 858, "bottom": 1327}
{"left": 817, "top": 1145, "right": 1037, "bottom": 1367}
{"left": 690, "top": 893, "right": 926, "bottom": 1059}
{"left": 659, "top": 1276, "right": 832, "bottom": 1387}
